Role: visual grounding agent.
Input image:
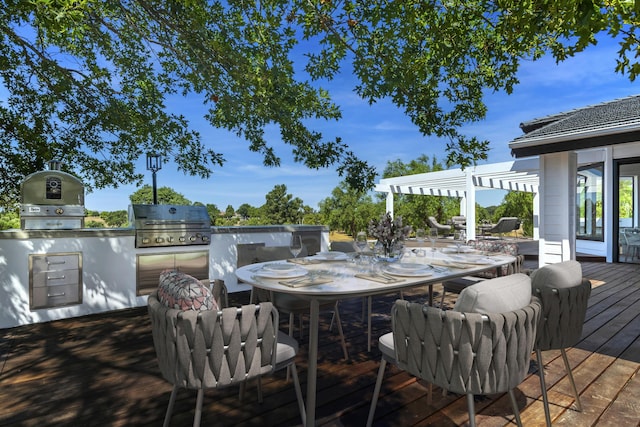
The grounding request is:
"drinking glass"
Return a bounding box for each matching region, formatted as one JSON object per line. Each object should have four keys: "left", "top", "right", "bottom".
{"left": 415, "top": 228, "right": 425, "bottom": 244}
{"left": 289, "top": 235, "right": 303, "bottom": 258}
{"left": 355, "top": 231, "right": 368, "bottom": 253}
{"left": 429, "top": 228, "right": 438, "bottom": 252}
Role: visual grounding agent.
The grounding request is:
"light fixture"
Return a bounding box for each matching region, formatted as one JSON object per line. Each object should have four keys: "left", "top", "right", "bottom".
{"left": 146, "top": 153, "right": 162, "bottom": 205}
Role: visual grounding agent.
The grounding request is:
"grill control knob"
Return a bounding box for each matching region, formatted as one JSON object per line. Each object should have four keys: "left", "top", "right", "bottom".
{"left": 167, "top": 236, "right": 174, "bottom": 243}
{"left": 179, "top": 236, "right": 186, "bottom": 242}
{"left": 55, "top": 208, "right": 64, "bottom": 215}
{"left": 189, "top": 235, "right": 197, "bottom": 242}
{"left": 202, "top": 235, "right": 210, "bottom": 242}
{"left": 156, "top": 237, "right": 165, "bottom": 244}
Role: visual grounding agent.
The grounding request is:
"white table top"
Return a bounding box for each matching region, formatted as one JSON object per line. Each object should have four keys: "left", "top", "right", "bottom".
{"left": 236, "top": 249, "right": 516, "bottom": 300}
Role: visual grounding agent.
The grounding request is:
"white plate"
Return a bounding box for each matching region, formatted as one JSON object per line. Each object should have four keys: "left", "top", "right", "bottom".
{"left": 387, "top": 262, "right": 428, "bottom": 273}
{"left": 383, "top": 266, "right": 432, "bottom": 277}
{"left": 442, "top": 246, "right": 476, "bottom": 253}
{"left": 262, "top": 263, "right": 297, "bottom": 272}
{"left": 461, "top": 257, "right": 495, "bottom": 265}
{"left": 447, "top": 255, "right": 494, "bottom": 265}
{"left": 254, "top": 267, "right": 308, "bottom": 279}
{"left": 313, "top": 251, "right": 348, "bottom": 261}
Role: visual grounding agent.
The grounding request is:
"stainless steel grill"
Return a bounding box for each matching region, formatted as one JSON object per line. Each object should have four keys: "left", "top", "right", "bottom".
{"left": 129, "top": 204, "right": 212, "bottom": 248}
{"left": 20, "top": 161, "right": 85, "bottom": 229}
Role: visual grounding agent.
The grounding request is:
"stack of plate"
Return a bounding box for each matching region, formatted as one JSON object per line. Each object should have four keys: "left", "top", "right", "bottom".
{"left": 383, "top": 262, "right": 432, "bottom": 277}
{"left": 255, "top": 263, "right": 308, "bottom": 278}
{"left": 313, "top": 251, "right": 349, "bottom": 261}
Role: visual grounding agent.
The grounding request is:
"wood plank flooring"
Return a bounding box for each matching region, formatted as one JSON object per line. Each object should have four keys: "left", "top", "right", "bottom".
{"left": 0, "top": 261, "right": 639, "bottom": 427}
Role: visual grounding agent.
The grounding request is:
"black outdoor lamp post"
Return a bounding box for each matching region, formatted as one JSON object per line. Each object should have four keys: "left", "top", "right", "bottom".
{"left": 146, "top": 152, "right": 162, "bottom": 205}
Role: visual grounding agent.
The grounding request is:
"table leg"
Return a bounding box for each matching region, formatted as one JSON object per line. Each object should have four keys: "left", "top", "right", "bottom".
{"left": 367, "top": 296, "right": 372, "bottom": 352}
{"left": 307, "top": 298, "right": 320, "bottom": 426}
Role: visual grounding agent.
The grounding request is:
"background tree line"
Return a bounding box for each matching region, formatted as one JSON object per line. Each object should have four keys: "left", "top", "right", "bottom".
{"left": 0, "top": 155, "right": 534, "bottom": 237}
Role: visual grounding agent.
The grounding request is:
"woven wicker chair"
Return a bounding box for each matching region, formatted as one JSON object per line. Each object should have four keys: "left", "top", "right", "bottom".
{"left": 426, "top": 216, "right": 451, "bottom": 235}
{"left": 531, "top": 261, "right": 592, "bottom": 427}
{"left": 148, "top": 293, "right": 306, "bottom": 427}
{"left": 367, "top": 280, "right": 541, "bottom": 427}
{"left": 480, "top": 216, "right": 520, "bottom": 238}
{"left": 450, "top": 215, "right": 466, "bottom": 231}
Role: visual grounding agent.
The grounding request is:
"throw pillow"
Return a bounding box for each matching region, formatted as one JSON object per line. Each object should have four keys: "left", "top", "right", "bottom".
{"left": 157, "top": 270, "right": 217, "bottom": 311}
{"left": 531, "top": 260, "right": 582, "bottom": 290}
{"left": 454, "top": 273, "right": 532, "bottom": 314}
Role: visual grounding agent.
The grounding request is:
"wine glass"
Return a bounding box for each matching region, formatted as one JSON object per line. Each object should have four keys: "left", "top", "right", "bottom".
{"left": 454, "top": 230, "right": 466, "bottom": 254}
{"left": 355, "top": 231, "right": 368, "bottom": 253}
{"left": 415, "top": 228, "right": 425, "bottom": 244}
{"left": 289, "top": 235, "right": 303, "bottom": 259}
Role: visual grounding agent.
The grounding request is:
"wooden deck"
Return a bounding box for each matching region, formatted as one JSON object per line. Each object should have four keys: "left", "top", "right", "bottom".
{"left": 1, "top": 262, "right": 639, "bottom": 427}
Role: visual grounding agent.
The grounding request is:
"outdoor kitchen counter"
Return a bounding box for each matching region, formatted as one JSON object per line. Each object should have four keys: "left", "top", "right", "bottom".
{"left": 0, "top": 228, "right": 135, "bottom": 239}
{"left": 0, "top": 225, "right": 329, "bottom": 329}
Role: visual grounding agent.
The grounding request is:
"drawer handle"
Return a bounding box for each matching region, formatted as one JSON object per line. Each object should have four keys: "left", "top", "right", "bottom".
{"left": 47, "top": 260, "right": 67, "bottom": 265}
{"left": 47, "top": 275, "right": 66, "bottom": 280}
{"left": 48, "top": 292, "right": 66, "bottom": 297}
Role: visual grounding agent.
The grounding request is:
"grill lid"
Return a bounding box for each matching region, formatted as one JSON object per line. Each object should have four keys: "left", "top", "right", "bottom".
{"left": 129, "top": 204, "right": 211, "bottom": 229}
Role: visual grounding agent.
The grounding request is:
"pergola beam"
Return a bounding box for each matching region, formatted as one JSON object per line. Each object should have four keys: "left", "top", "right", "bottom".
{"left": 375, "top": 158, "right": 541, "bottom": 240}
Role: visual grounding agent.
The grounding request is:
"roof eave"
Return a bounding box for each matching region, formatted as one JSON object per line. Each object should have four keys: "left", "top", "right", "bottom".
{"left": 509, "top": 124, "right": 640, "bottom": 158}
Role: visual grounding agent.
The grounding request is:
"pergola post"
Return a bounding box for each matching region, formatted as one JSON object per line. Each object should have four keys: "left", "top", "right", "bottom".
{"left": 465, "top": 169, "right": 476, "bottom": 241}
{"left": 386, "top": 192, "right": 394, "bottom": 217}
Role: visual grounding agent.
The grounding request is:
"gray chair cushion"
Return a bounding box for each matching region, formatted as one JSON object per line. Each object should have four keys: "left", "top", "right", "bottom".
{"left": 531, "top": 260, "right": 582, "bottom": 290}
{"left": 275, "top": 331, "right": 299, "bottom": 366}
{"left": 378, "top": 331, "right": 395, "bottom": 362}
{"left": 454, "top": 273, "right": 532, "bottom": 314}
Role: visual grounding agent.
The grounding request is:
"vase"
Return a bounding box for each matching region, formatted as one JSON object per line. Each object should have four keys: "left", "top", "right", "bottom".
{"left": 379, "top": 240, "right": 401, "bottom": 261}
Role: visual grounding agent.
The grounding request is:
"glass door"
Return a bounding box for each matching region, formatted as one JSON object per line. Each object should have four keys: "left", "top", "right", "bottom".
{"left": 615, "top": 159, "right": 640, "bottom": 263}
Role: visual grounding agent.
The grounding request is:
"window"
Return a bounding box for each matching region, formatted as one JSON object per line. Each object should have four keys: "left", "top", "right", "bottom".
{"left": 576, "top": 163, "right": 604, "bottom": 241}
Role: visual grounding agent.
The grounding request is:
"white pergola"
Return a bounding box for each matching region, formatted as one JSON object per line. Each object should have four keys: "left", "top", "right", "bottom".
{"left": 374, "top": 157, "right": 540, "bottom": 241}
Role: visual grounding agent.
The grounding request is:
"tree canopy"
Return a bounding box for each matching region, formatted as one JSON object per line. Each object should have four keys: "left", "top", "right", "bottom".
{"left": 2, "top": 0, "right": 639, "bottom": 208}
{"left": 262, "top": 184, "right": 305, "bottom": 224}
{"left": 129, "top": 185, "right": 193, "bottom": 205}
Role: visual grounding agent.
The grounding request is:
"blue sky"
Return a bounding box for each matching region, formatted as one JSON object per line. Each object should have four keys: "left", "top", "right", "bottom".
{"left": 85, "top": 36, "right": 637, "bottom": 212}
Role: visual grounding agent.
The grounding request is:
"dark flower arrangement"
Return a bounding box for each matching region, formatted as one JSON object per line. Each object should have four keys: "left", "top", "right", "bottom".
{"left": 368, "top": 212, "right": 411, "bottom": 256}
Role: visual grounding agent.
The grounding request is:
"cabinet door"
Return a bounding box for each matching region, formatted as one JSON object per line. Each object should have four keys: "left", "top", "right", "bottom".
{"left": 136, "top": 251, "right": 209, "bottom": 296}
{"left": 175, "top": 251, "right": 209, "bottom": 280}
{"left": 136, "top": 253, "right": 175, "bottom": 296}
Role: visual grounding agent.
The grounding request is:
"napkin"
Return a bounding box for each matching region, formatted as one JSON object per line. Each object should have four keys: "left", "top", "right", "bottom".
{"left": 287, "top": 257, "right": 321, "bottom": 265}
{"left": 278, "top": 276, "right": 332, "bottom": 288}
{"left": 355, "top": 273, "right": 404, "bottom": 284}
{"left": 429, "top": 260, "right": 472, "bottom": 269}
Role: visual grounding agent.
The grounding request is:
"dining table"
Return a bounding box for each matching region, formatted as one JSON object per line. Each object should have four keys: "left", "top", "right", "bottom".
{"left": 235, "top": 246, "right": 516, "bottom": 426}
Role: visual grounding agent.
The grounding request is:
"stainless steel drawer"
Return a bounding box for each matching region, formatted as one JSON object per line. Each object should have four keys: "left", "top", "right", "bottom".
{"left": 31, "top": 253, "right": 80, "bottom": 274}
{"left": 31, "top": 269, "right": 80, "bottom": 288}
{"left": 29, "top": 252, "right": 83, "bottom": 310}
{"left": 31, "top": 283, "right": 81, "bottom": 309}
